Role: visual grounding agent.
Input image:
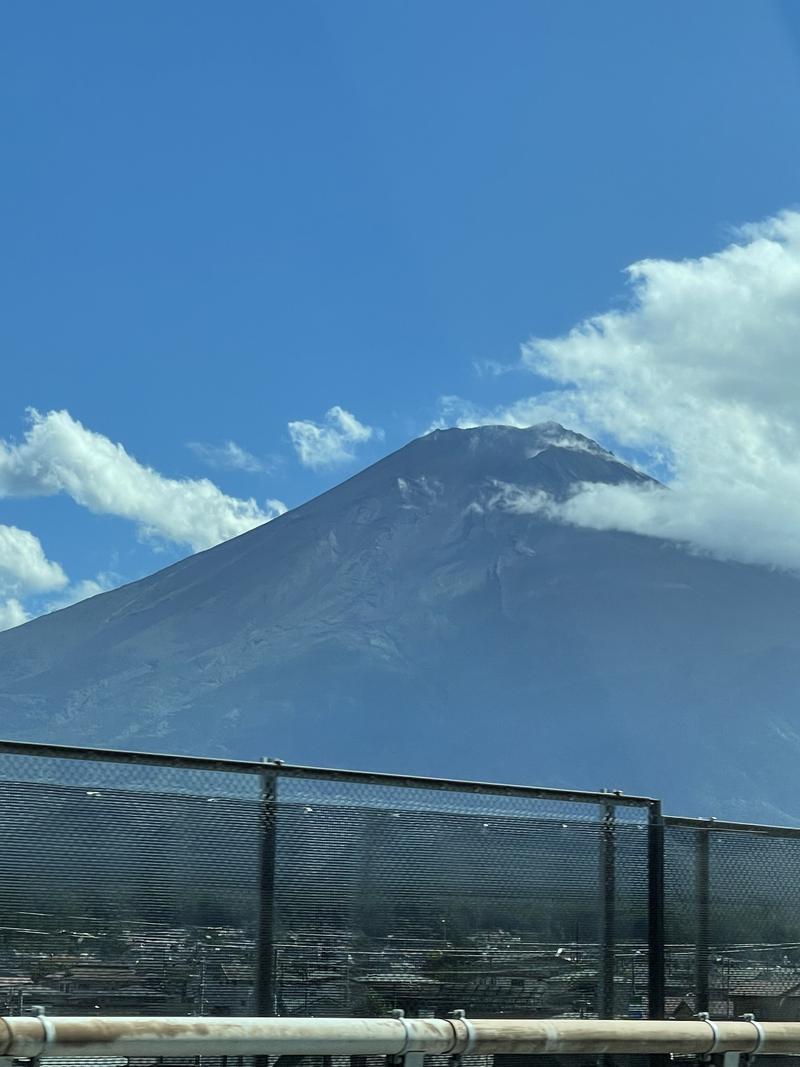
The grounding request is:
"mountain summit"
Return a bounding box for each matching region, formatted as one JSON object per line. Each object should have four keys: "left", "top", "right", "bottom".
{"left": 2, "top": 423, "right": 800, "bottom": 821}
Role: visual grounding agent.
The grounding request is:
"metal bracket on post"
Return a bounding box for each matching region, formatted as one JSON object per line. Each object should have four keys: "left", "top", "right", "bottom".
{"left": 737, "top": 1014, "right": 765, "bottom": 1067}
{"left": 695, "top": 1011, "right": 764, "bottom": 1067}
{"left": 448, "top": 1009, "right": 475, "bottom": 1067}
{"left": 27, "top": 1004, "right": 51, "bottom": 1067}
{"left": 695, "top": 1012, "right": 719, "bottom": 1065}
{"left": 386, "top": 1009, "right": 425, "bottom": 1067}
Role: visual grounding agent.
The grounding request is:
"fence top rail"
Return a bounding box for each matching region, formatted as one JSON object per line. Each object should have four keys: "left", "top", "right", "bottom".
{"left": 664, "top": 814, "right": 800, "bottom": 837}
{"left": 0, "top": 737, "right": 658, "bottom": 806}
{"left": 1, "top": 1015, "right": 798, "bottom": 1059}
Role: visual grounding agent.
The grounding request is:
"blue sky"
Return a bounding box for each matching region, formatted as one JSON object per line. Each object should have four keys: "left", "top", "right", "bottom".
{"left": 5, "top": 0, "right": 800, "bottom": 625}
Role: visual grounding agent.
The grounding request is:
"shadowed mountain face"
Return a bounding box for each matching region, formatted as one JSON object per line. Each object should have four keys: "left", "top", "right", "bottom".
{"left": 1, "top": 423, "right": 800, "bottom": 822}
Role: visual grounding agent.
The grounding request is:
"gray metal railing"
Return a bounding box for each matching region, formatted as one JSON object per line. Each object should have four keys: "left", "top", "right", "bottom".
{"left": 0, "top": 1013, "right": 792, "bottom": 1059}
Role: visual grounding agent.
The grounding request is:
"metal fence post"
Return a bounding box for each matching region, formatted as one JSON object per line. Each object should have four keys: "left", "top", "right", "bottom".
{"left": 648, "top": 802, "right": 667, "bottom": 1067}
{"left": 255, "top": 763, "right": 279, "bottom": 1037}
{"left": 696, "top": 825, "right": 711, "bottom": 1016}
{"left": 598, "top": 800, "right": 616, "bottom": 1020}
{"left": 647, "top": 801, "right": 666, "bottom": 1020}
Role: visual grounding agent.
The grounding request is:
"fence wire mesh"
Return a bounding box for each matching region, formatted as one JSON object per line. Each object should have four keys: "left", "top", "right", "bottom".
{"left": 272, "top": 776, "right": 653, "bottom": 1020}
{"left": 664, "top": 817, "right": 800, "bottom": 1038}
{"left": 0, "top": 742, "right": 658, "bottom": 1043}
{"left": 8, "top": 741, "right": 800, "bottom": 1067}
{"left": 0, "top": 749, "right": 263, "bottom": 1018}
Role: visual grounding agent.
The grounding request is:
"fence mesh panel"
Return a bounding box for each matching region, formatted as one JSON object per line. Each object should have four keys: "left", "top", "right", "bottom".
{"left": 665, "top": 819, "right": 800, "bottom": 1032}
{"left": 9, "top": 743, "right": 800, "bottom": 1067}
{"left": 0, "top": 745, "right": 656, "bottom": 1041}
{"left": 273, "top": 776, "right": 652, "bottom": 1021}
{"left": 661, "top": 822, "right": 696, "bottom": 1034}
{"left": 0, "top": 750, "right": 262, "bottom": 1017}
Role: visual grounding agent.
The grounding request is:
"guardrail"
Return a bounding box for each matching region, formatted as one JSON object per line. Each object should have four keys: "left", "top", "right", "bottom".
{"left": 0, "top": 1014, "right": 792, "bottom": 1062}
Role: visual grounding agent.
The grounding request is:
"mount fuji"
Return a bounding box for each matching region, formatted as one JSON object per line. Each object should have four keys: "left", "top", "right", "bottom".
{"left": 2, "top": 423, "right": 799, "bottom": 822}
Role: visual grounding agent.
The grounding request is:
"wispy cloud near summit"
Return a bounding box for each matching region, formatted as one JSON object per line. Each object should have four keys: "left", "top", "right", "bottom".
{"left": 288, "top": 406, "right": 379, "bottom": 469}
{"left": 441, "top": 210, "right": 800, "bottom": 575}
{"left": 188, "top": 440, "right": 275, "bottom": 475}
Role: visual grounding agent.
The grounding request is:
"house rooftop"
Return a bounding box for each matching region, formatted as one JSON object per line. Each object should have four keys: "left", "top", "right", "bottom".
{"left": 731, "top": 979, "right": 800, "bottom": 998}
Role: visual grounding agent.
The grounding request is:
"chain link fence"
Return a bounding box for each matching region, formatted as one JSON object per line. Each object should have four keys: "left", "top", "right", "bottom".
{"left": 0, "top": 740, "right": 663, "bottom": 1039}
{"left": 0, "top": 745, "right": 264, "bottom": 1018}
{"left": 8, "top": 740, "right": 800, "bottom": 1067}
{"left": 664, "top": 815, "right": 800, "bottom": 1044}
{"left": 15, "top": 743, "right": 800, "bottom": 1065}
{"left": 270, "top": 773, "right": 659, "bottom": 1022}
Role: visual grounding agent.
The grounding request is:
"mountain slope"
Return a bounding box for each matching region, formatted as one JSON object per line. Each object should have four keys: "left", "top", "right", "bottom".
{"left": 1, "top": 423, "right": 799, "bottom": 821}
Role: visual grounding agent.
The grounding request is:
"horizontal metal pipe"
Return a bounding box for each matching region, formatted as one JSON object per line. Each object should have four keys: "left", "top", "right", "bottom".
{"left": 664, "top": 815, "right": 800, "bottom": 838}
{"left": 0, "top": 738, "right": 657, "bottom": 804}
{"left": 0, "top": 1017, "right": 461, "bottom": 1059}
{"left": 3, "top": 1016, "right": 800, "bottom": 1059}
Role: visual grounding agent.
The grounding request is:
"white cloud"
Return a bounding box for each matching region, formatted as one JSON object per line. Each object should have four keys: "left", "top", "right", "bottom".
{"left": 0, "top": 524, "right": 68, "bottom": 597}
{"left": 445, "top": 210, "right": 800, "bottom": 574}
{"left": 45, "top": 573, "right": 118, "bottom": 613}
{"left": 0, "top": 598, "right": 28, "bottom": 631}
{"left": 0, "top": 410, "right": 286, "bottom": 552}
{"left": 472, "top": 358, "right": 514, "bottom": 378}
{"left": 288, "top": 406, "right": 378, "bottom": 469}
{"left": 188, "top": 440, "right": 271, "bottom": 474}
{"left": 0, "top": 571, "right": 118, "bottom": 632}
{"left": 0, "top": 523, "right": 68, "bottom": 633}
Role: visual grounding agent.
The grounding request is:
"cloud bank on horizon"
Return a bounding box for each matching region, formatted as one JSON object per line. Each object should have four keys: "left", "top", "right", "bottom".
{"left": 444, "top": 209, "right": 800, "bottom": 575}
